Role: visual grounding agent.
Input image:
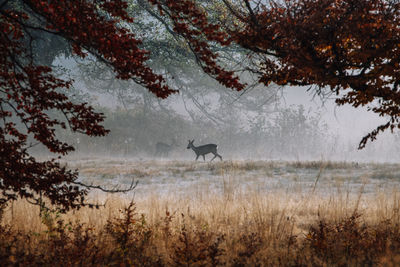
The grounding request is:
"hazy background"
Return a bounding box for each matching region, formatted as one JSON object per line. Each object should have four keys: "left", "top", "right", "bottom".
{"left": 28, "top": 1, "right": 400, "bottom": 163}
{"left": 36, "top": 55, "right": 398, "bottom": 163}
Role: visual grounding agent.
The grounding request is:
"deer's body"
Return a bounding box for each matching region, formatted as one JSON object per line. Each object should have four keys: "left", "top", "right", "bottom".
{"left": 187, "top": 139, "right": 222, "bottom": 161}
{"left": 155, "top": 141, "right": 175, "bottom": 157}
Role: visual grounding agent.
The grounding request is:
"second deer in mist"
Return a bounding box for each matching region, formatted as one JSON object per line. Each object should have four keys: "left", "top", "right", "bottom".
{"left": 187, "top": 139, "right": 222, "bottom": 161}
{"left": 155, "top": 139, "right": 176, "bottom": 157}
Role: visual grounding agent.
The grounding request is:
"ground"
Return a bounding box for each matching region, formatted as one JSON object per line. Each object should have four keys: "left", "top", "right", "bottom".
{"left": 3, "top": 158, "right": 400, "bottom": 266}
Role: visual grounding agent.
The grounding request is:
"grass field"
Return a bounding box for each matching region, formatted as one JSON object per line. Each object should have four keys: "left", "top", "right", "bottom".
{"left": 2, "top": 159, "right": 400, "bottom": 266}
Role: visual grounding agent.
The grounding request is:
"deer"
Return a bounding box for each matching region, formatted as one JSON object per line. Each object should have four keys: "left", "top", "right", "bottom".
{"left": 186, "top": 139, "right": 222, "bottom": 161}
{"left": 155, "top": 139, "right": 176, "bottom": 157}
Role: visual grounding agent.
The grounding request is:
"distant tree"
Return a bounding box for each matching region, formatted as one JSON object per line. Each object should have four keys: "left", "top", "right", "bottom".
{"left": 266, "top": 105, "right": 329, "bottom": 158}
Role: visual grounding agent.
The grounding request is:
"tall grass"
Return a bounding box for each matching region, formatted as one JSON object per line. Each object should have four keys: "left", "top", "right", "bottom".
{"left": 2, "top": 160, "right": 400, "bottom": 266}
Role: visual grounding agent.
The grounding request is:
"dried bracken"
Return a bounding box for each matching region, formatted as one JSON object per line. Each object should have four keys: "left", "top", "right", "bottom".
{"left": 2, "top": 199, "right": 400, "bottom": 266}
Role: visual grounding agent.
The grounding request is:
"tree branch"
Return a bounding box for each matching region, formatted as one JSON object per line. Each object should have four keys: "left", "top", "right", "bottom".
{"left": 72, "top": 178, "right": 138, "bottom": 194}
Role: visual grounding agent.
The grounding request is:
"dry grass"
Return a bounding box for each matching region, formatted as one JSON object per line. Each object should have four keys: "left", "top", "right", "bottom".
{"left": 2, "top": 159, "right": 400, "bottom": 266}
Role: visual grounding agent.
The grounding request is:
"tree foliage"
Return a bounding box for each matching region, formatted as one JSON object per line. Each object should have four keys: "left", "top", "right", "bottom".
{"left": 218, "top": 0, "right": 400, "bottom": 148}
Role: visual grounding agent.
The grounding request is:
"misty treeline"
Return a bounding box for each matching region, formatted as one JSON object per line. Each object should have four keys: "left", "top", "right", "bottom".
{"left": 46, "top": 103, "right": 327, "bottom": 159}
{"left": 44, "top": 98, "right": 400, "bottom": 161}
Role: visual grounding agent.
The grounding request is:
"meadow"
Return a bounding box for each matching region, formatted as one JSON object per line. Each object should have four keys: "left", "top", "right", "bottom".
{"left": 2, "top": 158, "right": 400, "bottom": 266}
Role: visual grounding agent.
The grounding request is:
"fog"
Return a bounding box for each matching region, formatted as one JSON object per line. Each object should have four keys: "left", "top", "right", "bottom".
{"left": 38, "top": 55, "right": 399, "bottom": 163}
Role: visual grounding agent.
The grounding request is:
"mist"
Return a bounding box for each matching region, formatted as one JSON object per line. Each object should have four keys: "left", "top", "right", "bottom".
{"left": 38, "top": 55, "right": 398, "bottom": 163}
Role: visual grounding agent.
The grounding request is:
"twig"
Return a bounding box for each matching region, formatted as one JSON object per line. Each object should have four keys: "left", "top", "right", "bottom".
{"left": 72, "top": 178, "right": 138, "bottom": 193}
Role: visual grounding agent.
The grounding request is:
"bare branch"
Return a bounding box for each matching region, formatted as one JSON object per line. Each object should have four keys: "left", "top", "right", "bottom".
{"left": 72, "top": 179, "right": 138, "bottom": 194}
{"left": 243, "top": 0, "right": 260, "bottom": 28}
{"left": 137, "top": 0, "right": 180, "bottom": 41}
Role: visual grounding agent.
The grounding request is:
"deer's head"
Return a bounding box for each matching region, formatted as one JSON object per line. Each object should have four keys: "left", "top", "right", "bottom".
{"left": 187, "top": 139, "right": 194, "bottom": 149}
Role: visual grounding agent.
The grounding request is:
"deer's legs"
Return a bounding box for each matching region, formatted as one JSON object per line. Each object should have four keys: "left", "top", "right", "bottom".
{"left": 212, "top": 152, "right": 222, "bottom": 161}
{"left": 195, "top": 154, "right": 200, "bottom": 161}
{"left": 202, "top": 155, "right": 206, "bottom": 161}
